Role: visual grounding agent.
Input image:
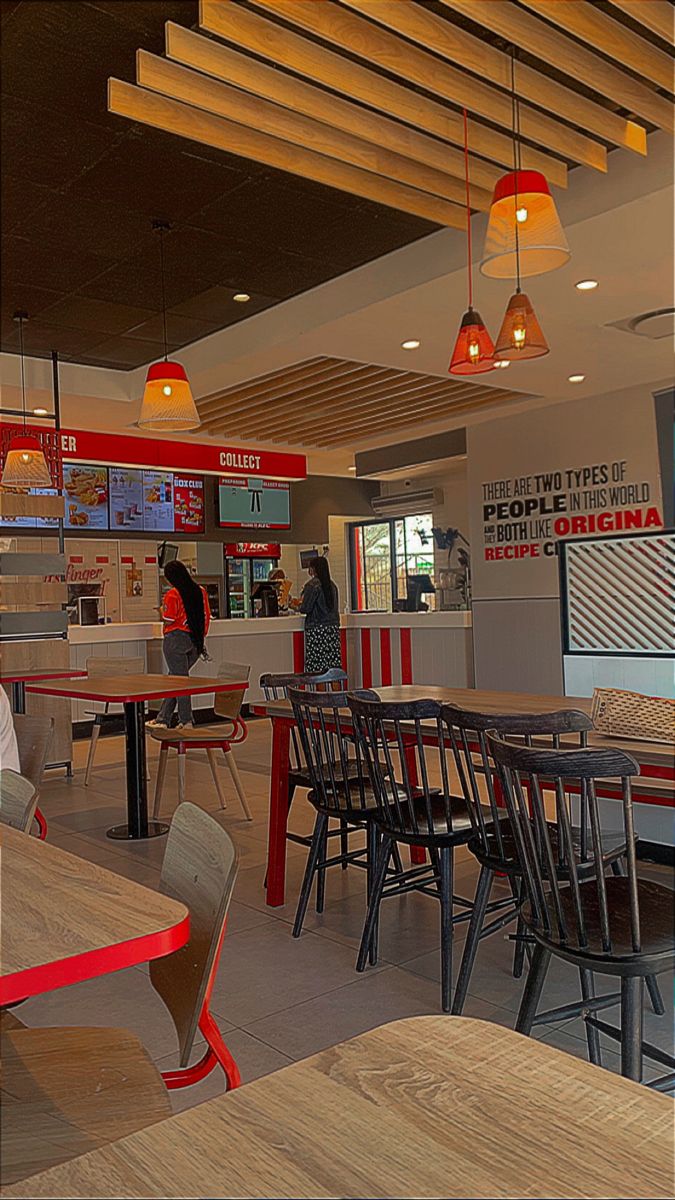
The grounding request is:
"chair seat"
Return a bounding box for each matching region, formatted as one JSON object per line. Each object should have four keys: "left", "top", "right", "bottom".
{"left": 148, "top": 722, "right": 235, "bottom": 744}
{"left": 523, "top": 877, "right": 675, "bottom": 967}
{"left": 1, "top": 1025, "right": 171, "bottom": 1186}
{"left": 472, "top": 821, "right": 627, "bottom": 874}
{"left": 375, "top": 792, "right": 476, "bottom": 843}
{"left": 307, "top": 782, "right": 378, "bottom": 819}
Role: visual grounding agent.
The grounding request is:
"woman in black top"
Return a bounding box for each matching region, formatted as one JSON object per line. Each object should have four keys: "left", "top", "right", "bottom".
{"left": 299, "top": 556, "right": 341, "bottom": 672}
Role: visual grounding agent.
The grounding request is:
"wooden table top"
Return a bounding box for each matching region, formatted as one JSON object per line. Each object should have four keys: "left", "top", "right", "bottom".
{"left": 26, "top": 673, "right": 248, "bottom": 704}
{"left": 6, "top": 1016, "right": 673, "bottom": 1200}
{"left": 0, "top": 668, "right": 88, "bottom": 684}
{"left": 255, "top": 685, "right": 675, "bottom": 771}
{"left": 0, "top": 826, "right": 189, "bottom": 1006}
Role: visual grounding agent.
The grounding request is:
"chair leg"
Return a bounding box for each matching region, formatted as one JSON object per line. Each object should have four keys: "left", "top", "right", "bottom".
{"left": 356, "top": 834, "right": 391, "bottom": 972}
{"left": 391, "top": 841, "right": 404, "bottom": 875}
{"left": 84, "top": 718, "right": 102, "bottom": 787}
{"left": 611, "top": 858, "right": 663, "bottom": 1015}
{"left": 511, "top": 877, "right": 528, "bottom": 980}
{"left": 152, "top": 744, "right": 169, "bottom": 820}
{"left": 293, "top": 811, "right": 328, "bottom": 939}
{"left": 223, "top": 749, "right": 252, "bottom": 821}
{"left": 206, "top": 748, "right": 228, "bottom": 810}
{"left": 579, "top": 969, "right": 603, "bottom": 1066}
{"left": 452, "top": 864, "right": 493, "bottom": 1015}
{"left": 340, "top": 818, "right": 349, "bottom": 870}
{"left": 315, "top": 818, "right": 329, "bottom": 914}
{"left": 439, "top": 845, "right": 454, "bottom": 1014}
{"left": 621, "top": 976, "right": 644, "bottom": 1082}
{"left": 515, "top": 944, "right": 551, "bottom": 1036}
{"left": 366, "top": 820, "right": 380, "bottom": 966}
{"left": 177, "top": 749, "right": 186, "bottom": 805}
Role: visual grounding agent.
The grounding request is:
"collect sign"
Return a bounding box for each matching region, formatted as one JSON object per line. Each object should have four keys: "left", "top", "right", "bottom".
{"left": 59, "top": 429, "right": 306, "bottom": 481}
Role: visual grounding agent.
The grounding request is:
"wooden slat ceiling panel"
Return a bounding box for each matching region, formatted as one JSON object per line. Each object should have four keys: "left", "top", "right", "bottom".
{"left": 197, "top": 356, "right": 526, "bottom": 447}
{"left": 608, "top": 0, "right": 674, "bottom": 44}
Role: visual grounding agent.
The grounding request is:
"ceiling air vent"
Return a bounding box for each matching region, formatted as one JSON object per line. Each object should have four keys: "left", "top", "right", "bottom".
{"left": 607, "top": 308, "right": 675, "bottom": 340}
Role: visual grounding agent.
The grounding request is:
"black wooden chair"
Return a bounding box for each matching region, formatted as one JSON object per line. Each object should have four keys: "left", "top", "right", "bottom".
{"left": 487, "top": 732, "right": 675, "bottom": 1086}
{"left": 348, "top": 695, "right": 513, "bottom": 1012}
{"left": 288, "top": 686, "right": 380, "bottom": 938}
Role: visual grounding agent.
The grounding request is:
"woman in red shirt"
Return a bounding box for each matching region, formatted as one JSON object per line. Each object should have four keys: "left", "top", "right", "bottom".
{"left": 147, "top": 559, "right": 211, "bottom": 729}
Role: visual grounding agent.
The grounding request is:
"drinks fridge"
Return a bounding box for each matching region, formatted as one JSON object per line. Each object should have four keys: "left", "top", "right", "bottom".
{"left": 224, "top": 544, "right": 280, "bottom": 618}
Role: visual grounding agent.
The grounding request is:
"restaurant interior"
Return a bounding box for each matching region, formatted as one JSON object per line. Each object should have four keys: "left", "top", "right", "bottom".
{"left": 1, "top": 1, "right": 674, "bottom": 1197}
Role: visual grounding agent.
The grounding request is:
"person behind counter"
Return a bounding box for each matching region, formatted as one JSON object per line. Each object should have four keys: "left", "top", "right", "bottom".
{"left": 294, "top": 556, "right": 341, "bottom": 672}
{"left": 148, "top": 559, "right": 211, "bottom": 729}
{"left": 270, "top": 567, "right": 292, "bottom": 611}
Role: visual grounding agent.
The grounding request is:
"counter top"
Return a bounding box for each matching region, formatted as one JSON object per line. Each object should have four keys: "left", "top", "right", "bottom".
{"left": 67, "top": 611, "right": 471, "bottom": 643}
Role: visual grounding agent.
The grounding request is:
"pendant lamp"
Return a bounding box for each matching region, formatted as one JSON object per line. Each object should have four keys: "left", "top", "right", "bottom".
{"left": 1, "top": 312, "right": 53, "bottom": 489}
{"left": 481, "top": 57, "right": 569, "bottom": 279}
{"left": 449, "top": 109, "right": 496, "bottom": 375}
{"left": 138, "top": 221, "right": 200, "bottom": 432}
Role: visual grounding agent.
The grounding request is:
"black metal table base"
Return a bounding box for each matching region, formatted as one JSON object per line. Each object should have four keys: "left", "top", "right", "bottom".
{"left": 106, "top": 699, "right": 168, "bottom": 840}
{"left": 108, "top": 820, "right": 169, "bottom": 840}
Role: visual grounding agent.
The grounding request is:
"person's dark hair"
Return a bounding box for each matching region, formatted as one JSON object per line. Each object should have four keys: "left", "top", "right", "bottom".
{"left": 164, "top": 560, "right": 206, "bottom": 653}
{"left": 309, "top": 555, "right": 334, "bottom": 610}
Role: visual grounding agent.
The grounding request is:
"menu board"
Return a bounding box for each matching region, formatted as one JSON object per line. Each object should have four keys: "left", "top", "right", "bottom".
{"left": 109, "top": 468, "right": 144, "bottom": 531}
{"left": 174, "top": 475, "right": 205, "bottom": 534}
{"left": 0, "top": 487, "right": 59, "bottom": 529}
{"left": 142, "top": 470, "right": 174, "bottom": 532}
{"left": 63, "top": 464, "right": 109, "bottom": 529}
{"left": 218, "top": 476, "right": 291, "bottom": 529}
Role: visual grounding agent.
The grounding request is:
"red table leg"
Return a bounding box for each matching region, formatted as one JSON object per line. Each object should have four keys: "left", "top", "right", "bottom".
{"left": 266, "top": 716, "right": 291, "bottom": 907}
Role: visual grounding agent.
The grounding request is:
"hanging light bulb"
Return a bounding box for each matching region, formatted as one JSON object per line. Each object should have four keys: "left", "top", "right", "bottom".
{"left": 481, "top": 55, "right": 569, "bottom": 279}
{"left": 1, "top": 312, "right": 53, "bottom": 489}
{"left": 138, "top": 221, "right": 200, "bottom": 432}
{"left": 449, "top": 110, "right": 496, "bottom": 376}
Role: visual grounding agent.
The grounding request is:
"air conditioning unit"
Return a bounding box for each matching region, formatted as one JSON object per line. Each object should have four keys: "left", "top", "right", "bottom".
{"left": 371, "top": 488, "right": 443, "bottom": 517}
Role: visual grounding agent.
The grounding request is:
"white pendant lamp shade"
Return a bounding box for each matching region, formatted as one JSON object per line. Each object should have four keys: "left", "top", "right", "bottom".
{"left": 138, "top": 361, "right": 200, "bottom": 431}
{"left": 1, "top": 435, "right": 53, "bottom": 488}
{"left": 481, "top": 170, "right": 570, "bottom": 279}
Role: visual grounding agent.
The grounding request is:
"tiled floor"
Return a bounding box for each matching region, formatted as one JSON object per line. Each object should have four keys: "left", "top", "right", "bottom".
{"left": 17, "top": 718, "right": 674, "bottom": 1114}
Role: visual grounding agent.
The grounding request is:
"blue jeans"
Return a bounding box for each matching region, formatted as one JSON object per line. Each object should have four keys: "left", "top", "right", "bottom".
{"left": 157, "top": 630, "right": 200, "bottom": 725}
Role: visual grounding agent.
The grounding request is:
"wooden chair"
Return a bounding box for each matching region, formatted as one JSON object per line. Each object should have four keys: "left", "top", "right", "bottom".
{"left": 487, "top": 733, "right": 675, "bottom": 1086}
{"left": 150, "top": 663, "right": 251, "bottom": 820}
{"left": 0, "top": 770, "right": 39, "bottom": 833}
{"left": 13, "top": 713, "right": 54, "bottom": 839}
{"left": 84, "top": 656, "right": 145, "bottom": 786}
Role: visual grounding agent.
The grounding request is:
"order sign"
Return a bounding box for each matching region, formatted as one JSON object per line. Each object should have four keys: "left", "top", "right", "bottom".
{"left": 174, "top": 476, "right": 204, "bottom": 534}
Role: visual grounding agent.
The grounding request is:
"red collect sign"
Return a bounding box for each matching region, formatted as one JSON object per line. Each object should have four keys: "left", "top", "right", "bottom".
{"left": 59, "top": 429, "right": 306, "bottom": 481}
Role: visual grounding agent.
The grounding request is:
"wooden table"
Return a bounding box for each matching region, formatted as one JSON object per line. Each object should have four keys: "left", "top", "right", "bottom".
{"left": 28, "top": 673, "right": 248, "bottom": 840}
{"left": 0, "top": 824, "right": 189, "bottom": 1006}
{"left": 254, "top": 685, "right": 675, "bottom": 906}
{"left": 0, "top": 668, "right": 87, "bottom": 715}
{"left": 5, "top": 1016, "right": 673, "bottom": 1199}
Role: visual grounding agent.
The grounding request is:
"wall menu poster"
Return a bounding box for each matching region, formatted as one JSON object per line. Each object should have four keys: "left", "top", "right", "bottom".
{"left": 0, "top": 486, "right": 59, "bottom": 529}
{"left": 109, "top": 468, "right": 144, "bottom": 531}
{"left": 174, "top": 475, "right": 205, "bottom": 534}
{"left": 143, "top": 471, "right": 174, "bottom": 532}
{"left": 64, "top": 464, "right": 109, "bottom": 529}
{"left": 218, "top": 476, "right": 291, "bottom": 529}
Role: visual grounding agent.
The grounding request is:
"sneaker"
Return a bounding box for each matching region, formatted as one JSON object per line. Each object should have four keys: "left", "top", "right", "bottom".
{"left": 175, "top": 721, "right": 196, "bottom": 730}
{"left": 146, "top": 718, "right": 169, "bottom": 729}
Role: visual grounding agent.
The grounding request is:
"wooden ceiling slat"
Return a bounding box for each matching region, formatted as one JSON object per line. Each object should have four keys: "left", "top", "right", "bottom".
{"left": 245, "top": 0, "right": 605, "bottom": 171}
{"left": 292, "top": 384, "right": 511, "bottom": 440}
{"left": 609, "top": 0, "right": 674, "bottom": 45}
{"left": 107, "top": 79, "right": 468, "bottom": 229}
{"left": 439, "top": 0, "right": 675, "bottom": 135}
{"left": 341, "top": 0, "right": 645, "bottom": 156}
{"left": 198, "top": 358, "right": 343, "bottom": 414}
{"left": 201, "top": 367, "right": 413, "bottom": 428}
{"left": 518, "top": 0, "right": 674, "bottom": 93}
{"left": 165, "top": 23, "right": 503, "bottom": 195}
{"left": 242, "top": 382, "right": 475, "bottom": 438}
{"left": 136, "top": 52, "right": 491, "bottom": 210}
{"left": 206, "top": 0, "right": 567, "bottom": 186}
{"left": 312, "top": 390, "right": 517, "bottom": 445}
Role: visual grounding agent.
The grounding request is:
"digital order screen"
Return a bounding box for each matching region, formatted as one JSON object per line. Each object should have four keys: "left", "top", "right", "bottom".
{"left": 63, "top": 464, "right": 109, "bottom": 529}
{"left": 218, "top": 476, "right": 291, "bottom": 529}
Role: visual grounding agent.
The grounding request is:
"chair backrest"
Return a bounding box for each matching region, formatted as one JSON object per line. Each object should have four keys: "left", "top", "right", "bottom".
{"left": 486, "top": 733, "right": 641, "bottom": 957}
{"left": 288, "top": 687, "right": 376, "bottom": 815}
{"left": 12, "top": 714, "right": 54, "bottom": 792}
{"left": 149, "top": 802, "right": 239, "bottom": 1067}
{"left": 348, "top": 694, "right": 463, "bottom": 838}
{"left": 259, "top": 668, "right": 347, "bottom": 700}
{"left": 440, "top": 705, "right": 593, "bottom": 864}
{"left": 86, "top": 655, "right": 144, "bottom": 677}
{"left": 214, "top": 661, "right": 250, "bottom": 722}
{"left": 0, "top": 770, "right": 39, "bottom": 832}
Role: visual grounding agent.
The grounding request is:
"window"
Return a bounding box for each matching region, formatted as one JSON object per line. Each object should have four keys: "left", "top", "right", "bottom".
{"left": 349, "top": 514, "right": 436, "bottom": 611}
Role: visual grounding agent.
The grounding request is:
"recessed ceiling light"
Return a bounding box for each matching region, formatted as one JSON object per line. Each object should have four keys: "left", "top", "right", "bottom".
{"left": 575, "top": 279, "right": 598, "bottom": 291}
{"left": 233, "top": 292, "right": 250, "bottom": 303}
{"left": 568, "top": 374, "right": 585, "bottom": 383}
{"left": 493, "top": 359, "right": 510, "bottom": 368}
{"left": 401, "top": 339, "right": 420, "bottom": 350}
{"left": 32, "top": 407, "right": 49, "bottom": 416}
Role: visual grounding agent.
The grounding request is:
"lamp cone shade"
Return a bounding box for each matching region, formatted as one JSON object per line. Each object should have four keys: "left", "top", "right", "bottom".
{"left": 481, "top": 171, "right": 570, "bottom": 279}
{"left": 494, "top": 291, "right": 549, "bottom": 361}
{"left": 449, "top": 307, "right": 496, "bottom": 375}
{"left": 1, "top": 435, "right": 53, "bottom": 488}
{"left": 138, "top": 361, "right": 200, "bottom": 431}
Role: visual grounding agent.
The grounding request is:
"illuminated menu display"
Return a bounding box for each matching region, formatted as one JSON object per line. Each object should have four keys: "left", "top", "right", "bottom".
{"left": 64, "top": 464, "right": 109, "bottom": 529}
{"left": 218, "top": 477, "right": 291, "bottom": 529}
{"left": 174, "top": 476, "right": 205, "bottom": 534}
{"left": 143, "top": 471, "right": 174, "bottom": 532}
{"left": 109, "top": 468, "right": 143, "bottom": 531}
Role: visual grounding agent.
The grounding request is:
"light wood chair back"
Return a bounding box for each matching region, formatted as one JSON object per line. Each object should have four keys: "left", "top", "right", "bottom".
{"left": 12, "top": 714, "right": 54, "bottom": 792}
{"left": 0, "top": 770, "right": 39, "bottom": 833}
{"left": 86, "top": 655, "right": 144, "bottom": 678}
{"left": 213, "top": 661, "right": 250, "bottom": 722}
{"left": 149, "top": 802, "right": 239, "bottom": 1067}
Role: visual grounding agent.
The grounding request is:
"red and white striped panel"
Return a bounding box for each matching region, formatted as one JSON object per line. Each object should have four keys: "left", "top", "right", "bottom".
{"left": 345, "top": 625, "right": 414, "bottom": 689}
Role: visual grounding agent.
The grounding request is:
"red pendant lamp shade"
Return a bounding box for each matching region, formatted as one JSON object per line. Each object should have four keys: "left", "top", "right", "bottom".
{"left": 481, "top": 170, "right": 570, "bottom": 279}
{"left": 494, "top": 290, "right": 549, "bottom": 361}
{"left": 138, "top": 360, "right": 200, "bottom": 432}
{"left": 449, "top": 109, "right": 496, "bottom": 376}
